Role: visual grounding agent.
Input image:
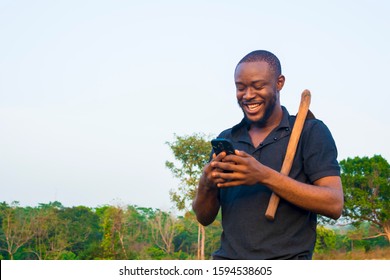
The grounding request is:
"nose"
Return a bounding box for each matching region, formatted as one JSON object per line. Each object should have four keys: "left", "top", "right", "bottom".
{"left": 243, "top": 87, "right": 256, "bottom": 100}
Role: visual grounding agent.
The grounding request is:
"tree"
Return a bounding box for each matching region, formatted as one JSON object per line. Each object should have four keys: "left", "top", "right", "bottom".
{"left": 315, "top": 226, "right": 337, "bottom": 254}
{"left": 29, "top": 202, "right": 78, "bottom": 260}
{"left": 165, "top": 133, "right": 213, "bottom": 259}
{"left": 0, "top": 202, "right": 34, "bottom": 260}
{"left": 100, "top": 205, "right": 129, "bottom": 259}
{"left": 340, "top": 155, "right": 390, "bottom": 242}
{"left": 124, "top": 205, "right": 151, "bottom": 258}
{"left": 149, "top": 210, "right": 178, "bottom": 257}
{"left": 165, "top": 133, "right": 212, "bottom": 211}
{"left": 173, "top": 212, "right": 199, "bottom": 258}
{"left": 59, "top": 206, "right": 102, "bottom": 260}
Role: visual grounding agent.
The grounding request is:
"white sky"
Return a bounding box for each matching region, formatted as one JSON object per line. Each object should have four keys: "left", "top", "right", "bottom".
{"left": 1, "top": 0, "right": 389, "bottom": 211}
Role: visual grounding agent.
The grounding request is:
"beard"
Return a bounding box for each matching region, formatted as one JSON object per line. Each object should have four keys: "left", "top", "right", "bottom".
{"left": 239, "top": 93, "right": 277, "bottom": 128}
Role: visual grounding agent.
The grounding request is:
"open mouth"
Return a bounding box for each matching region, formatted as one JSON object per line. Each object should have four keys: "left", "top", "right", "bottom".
{"left": 243, "top": 102, "right": 263, "bottom": 113}
{"left": 247, "top": 103, "right": 261, "bottom": 111}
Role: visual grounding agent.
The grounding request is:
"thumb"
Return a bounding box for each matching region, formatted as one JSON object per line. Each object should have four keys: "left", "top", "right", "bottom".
{"left": 234, "top": 149, "right": 250, "bottom": 157}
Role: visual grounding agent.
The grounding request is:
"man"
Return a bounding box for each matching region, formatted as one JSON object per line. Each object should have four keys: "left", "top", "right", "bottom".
{"left": 192, "top": 50, "right": 344, "bottom": 260}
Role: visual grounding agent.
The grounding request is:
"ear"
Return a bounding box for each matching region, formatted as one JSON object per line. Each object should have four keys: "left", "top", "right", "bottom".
{"left": 276, "top": 75, "right": 285, "bottom": 91}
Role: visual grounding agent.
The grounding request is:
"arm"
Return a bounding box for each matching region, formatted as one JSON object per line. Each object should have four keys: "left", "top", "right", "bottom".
{"left": 262, "top": 168, "right": 343, "bottom": 219}
{"left": 192, "top": 152, "right": 227, "bottom": 226}
{"left": 211, "top": 150, "right": 344, "bottom": 219}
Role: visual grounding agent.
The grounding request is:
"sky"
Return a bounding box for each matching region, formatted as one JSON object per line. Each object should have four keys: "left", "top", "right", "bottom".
{"left": 1, "top": 0, "right": 389, "bottom": 212}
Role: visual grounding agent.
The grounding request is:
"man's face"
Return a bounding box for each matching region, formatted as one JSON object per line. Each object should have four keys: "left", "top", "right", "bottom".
{"left": 235, "top": 61, "right": 284, "bottom": 127}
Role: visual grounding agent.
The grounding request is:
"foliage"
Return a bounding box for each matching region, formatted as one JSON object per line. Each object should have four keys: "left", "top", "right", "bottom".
{"left": 165, "top": 133, "right": 214, "bottom": 260}
{"left": 315, "top": 226, "right": 337, "bottom": 253}
{"left": 1, "top": 153, "right": 389, "bottom": 259}
{"left": 165, "top": 133, "right": 212, "bottom": 211}
{"left": 0, "top": 202, "right": 214, "bottom": 260}
{"left": 0, "top": 202, "right": 34, "bottom": 260}
{"left": 149, "top": 210, "right": 178, "bottom": 255}
{"left": 340, "top": 155, "right": 390, "bottom": 241}
{"left": 0, "top": 201, "right": 388, "bottom": 260}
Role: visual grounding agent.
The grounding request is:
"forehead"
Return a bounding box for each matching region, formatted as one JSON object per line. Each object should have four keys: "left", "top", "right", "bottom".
{"left": 234, "top": 61, "right": 274, "bottom": 81}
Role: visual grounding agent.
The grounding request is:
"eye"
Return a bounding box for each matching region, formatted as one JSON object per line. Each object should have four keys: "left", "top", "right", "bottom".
{"left": 236, "top": 85, "right": 246, "bottom": 91}
{"left": 253, "top": 83, "right": 264, "bottom": 90}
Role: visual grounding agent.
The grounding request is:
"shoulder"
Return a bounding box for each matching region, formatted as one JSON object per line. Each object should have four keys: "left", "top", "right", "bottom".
{"left": 288, "top": 112, "right": 339, "bottom": 156}
{"left": 302, "top": 118, "right": 335, "bottom": 142}
{"left": 287, "top": 112, "right": 334, "bottom": 141}
{"left": 217, "top": 119, "right": 247, "bottom": 139}
{"left": 217, "top": 128, "right": 233, "bottom": 139}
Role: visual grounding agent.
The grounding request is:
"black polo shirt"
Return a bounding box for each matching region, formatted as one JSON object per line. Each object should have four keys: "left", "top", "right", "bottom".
{"left": 212, "top": 107, "right": 340, "bottom": 260}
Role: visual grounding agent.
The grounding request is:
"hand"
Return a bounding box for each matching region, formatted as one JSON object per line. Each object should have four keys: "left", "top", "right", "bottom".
{"left": 199, "top": 151, "right": 230, "bottom": 190}
{"left": 210, "top": 150, "right": 269, "bottom": 187}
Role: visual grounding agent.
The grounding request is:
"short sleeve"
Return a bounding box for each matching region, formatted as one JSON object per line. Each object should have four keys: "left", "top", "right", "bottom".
{"left": 302, "top": 120, "right": 341, "bottom": 183}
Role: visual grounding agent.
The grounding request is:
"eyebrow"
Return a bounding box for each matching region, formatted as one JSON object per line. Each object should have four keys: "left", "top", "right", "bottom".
{"left": 235, "top": 79, "right": 267, "bottom": 85}
{"left": 251, "top": 80, "right": 267, "bottom": 84}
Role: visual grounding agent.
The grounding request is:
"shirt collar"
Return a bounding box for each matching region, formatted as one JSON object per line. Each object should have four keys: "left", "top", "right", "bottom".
{"left": 229, "top": 106, "right": 292, "bottom": 147}
{"left": 232, "top": 106, "right": 291, "bottom": 133}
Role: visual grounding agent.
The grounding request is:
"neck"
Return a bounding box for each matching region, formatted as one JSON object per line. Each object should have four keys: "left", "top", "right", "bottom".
{"left": 248, "top": 106, "right": 283, "bottom": 148}
{"left": 250, "top": 105, "right": 283, "bottom": 130}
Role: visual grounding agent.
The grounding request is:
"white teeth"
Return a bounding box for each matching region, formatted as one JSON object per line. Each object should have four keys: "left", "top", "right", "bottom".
{"left": 247, "top": 104, "right": 260, "bottom": 110}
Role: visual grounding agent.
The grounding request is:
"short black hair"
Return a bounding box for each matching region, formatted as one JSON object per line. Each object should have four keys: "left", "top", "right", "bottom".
{"left": 236, "top": 50, "right": 282, "bottom": 77}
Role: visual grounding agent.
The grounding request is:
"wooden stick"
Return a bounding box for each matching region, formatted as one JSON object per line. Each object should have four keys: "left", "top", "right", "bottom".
{"left": 265, "top": 90, "right": 311, "bottom": 221}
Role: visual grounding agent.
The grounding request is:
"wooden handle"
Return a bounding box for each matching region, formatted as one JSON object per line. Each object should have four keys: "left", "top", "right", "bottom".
{"left": 265, "top": 89, "right": 311, "bottom": 221}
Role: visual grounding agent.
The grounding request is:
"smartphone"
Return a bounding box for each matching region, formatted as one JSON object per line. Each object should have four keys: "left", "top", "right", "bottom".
{"left": 211, "top": 138, "right": 235, "bottom": 155}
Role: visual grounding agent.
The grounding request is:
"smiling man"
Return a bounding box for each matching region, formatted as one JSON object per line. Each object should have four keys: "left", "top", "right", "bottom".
{"left": 192, "top": 50, "right": 344, "bottom": 260}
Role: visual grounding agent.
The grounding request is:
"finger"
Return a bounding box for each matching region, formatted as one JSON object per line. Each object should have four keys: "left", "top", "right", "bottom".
{"left": 211, "top": 161, "right": 236, "bottom": 172}
{"left": 210, "top": 172, "right": 229, "bottom": 184}
{"left": 211, "top": 170, "right": 226, "bottom": 180}
{"left": 221, "top": 155, "right": 245, "bottom": 167}
{"left": 222, "top": 150, "right": 249, "bottom": 162}
{"left": 222, "top": 155, "right": 240, "bottom": 164}
{"left": 233, "top": 149, "right": 250, "bottom": 157}
{"left": 213, "top": 151, "right": 227, "bottom": 162}
{"left": 217, "top": 180, "right": 244, "bottom": 188}
{"left": 212, "top": 169, "right": 242, "bottom": 181}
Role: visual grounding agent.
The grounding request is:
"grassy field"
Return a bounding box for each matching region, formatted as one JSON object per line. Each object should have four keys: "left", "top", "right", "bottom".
{"left": 313, "top": 247, "right": 390, "bottom": 260}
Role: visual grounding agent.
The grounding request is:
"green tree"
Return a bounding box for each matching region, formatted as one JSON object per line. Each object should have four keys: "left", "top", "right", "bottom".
{"left": 165, "top": 133, "right": 212, "bottom": 211}
{"left": 98, "top": 205, "right": 156, "bottom": 260}
{"left": 29, "top": 202, "right": 77, "bottom": 260}
{"left": 99, "top": 205, "right": 128, "bottom": 259}
{"left": 165, "top": 133, "right": 213, "bottom": 259}
{"left": 173, "top": 212, "right": 198, "bottom": 259}
{"left": 149, "top": 210, "right": 178, "bottom": 257}
{"left": 340, "top": 155, "right": 390, "bottom": 242}
{"left": 315, "top": 226, "right": 337, "bottom": 253}
{"left": 0, "top": 202, "right": 34, "bottom": 260}
{"left": 124, "top": 206, "right": 151, "bottom": 259}
{"left": 59, "top": 206, "right": 102, "bottom": 259}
